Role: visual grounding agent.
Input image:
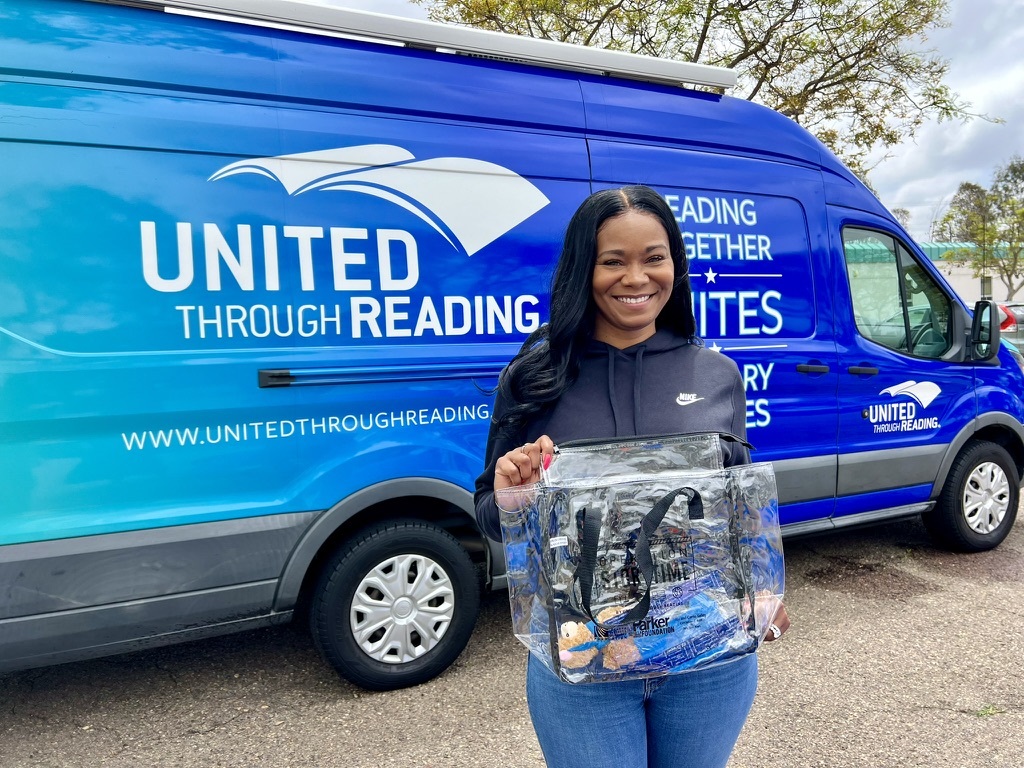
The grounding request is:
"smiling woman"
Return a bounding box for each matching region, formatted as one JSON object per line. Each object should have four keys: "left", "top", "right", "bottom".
{"left": 474, "top": 185, "right": 790, "bottom": 768}
{"left": 592, "top": 209, "right": 675, "bottom": 349}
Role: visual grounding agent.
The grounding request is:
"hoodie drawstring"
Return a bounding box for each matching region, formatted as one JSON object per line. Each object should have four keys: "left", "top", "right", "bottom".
{"left": 607, "top": 349, "right": 620, "bottom": 436}
{"left": 607, "top": 345, "right": 647, "bottom": 437}
{"left": 633, "top": 346, "right": 646, "bottom": 435}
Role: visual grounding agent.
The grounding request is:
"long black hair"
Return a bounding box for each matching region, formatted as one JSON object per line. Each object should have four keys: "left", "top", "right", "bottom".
{"left": 496, "top": 185, "right": 696, "bottom": 435}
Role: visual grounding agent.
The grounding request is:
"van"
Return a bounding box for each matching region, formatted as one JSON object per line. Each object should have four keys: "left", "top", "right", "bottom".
{"left": 2, "top": 0, "right": 1021, "bottom": 690}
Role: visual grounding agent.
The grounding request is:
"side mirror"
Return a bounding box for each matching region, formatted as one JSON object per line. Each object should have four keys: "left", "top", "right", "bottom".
{"left": 970, "top": 300, "right": 1000, "bottom": 361}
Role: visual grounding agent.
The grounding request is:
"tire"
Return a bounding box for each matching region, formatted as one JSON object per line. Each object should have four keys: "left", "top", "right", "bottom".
{"left": 310, "top": 519, "right": 480, "bottom": 691}
{"left": 923, "top": 440, "right": 1019, "bottom": 552}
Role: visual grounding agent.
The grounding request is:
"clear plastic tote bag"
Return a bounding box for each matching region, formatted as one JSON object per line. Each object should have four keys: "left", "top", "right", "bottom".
{"left": 496, "top": 433, "right": 784, "bottom": 684}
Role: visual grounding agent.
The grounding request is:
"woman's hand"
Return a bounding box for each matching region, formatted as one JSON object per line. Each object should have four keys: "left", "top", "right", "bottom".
{"left": 494, "top": 435, "right": 555, "bottom": 492}
{"left": 763, "top": 602, "right": 791, "bottom": 642}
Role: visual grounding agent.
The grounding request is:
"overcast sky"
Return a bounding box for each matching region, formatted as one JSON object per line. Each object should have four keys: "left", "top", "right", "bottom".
{"left": 331, "top": 0, "right": 1024, "bottom": 241}
{"left": 868, "top": 0, "right": 1024, "bottom": 241}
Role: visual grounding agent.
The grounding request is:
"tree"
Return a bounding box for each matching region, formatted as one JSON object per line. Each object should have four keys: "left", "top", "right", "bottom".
{"left": 940, "top": 159, "right": 1024, "bottom": 300}
{"left": 990, "top": 158, "right": 1024, "bottom": 299}
{"left": 416, "top": 0, "right": 975, "bottom": 178}
{"left": 892, "top": 207, "right": 911, "bottom": 230}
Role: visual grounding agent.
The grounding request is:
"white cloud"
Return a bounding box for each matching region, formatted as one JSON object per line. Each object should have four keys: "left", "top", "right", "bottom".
{"left": 871, "top": 0, "right": 1024, "bottom": 239}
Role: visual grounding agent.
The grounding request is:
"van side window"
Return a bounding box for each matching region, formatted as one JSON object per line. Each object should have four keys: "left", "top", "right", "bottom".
{"left": 842, "top": 227, "right": 952, "bottom": 358}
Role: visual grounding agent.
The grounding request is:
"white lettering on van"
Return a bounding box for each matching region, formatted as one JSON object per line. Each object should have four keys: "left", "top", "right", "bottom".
{"left": 682, "top": 232, "right": 772, "bottom": 261}
{"left": 760, "top": 291, "right": 783, "bottom": 334}
{"left": 283, "top": 225, "right": 322, "bottom": 290}
{"left": 175, "top": 304, "right": 339, "bottom": 339}
{"left": 741, "top": 363, "right": 774, "bottom": 430}
{"left": 696, "top": 291, "right": 783, "bottom": 337}
{"left": 377, "top": 229, "right": 419, "bottom": 290}
{"left": 350, "top": 297, "right": 382, "bottom": 339}
{"left": 141, "top": 221, "right": 194, "bottom": 292}
{"left": 742, "top": 363, "right": 774, "bottom": 392}
{"left": 738, "top": 291, "right": 760, "bottom": 335}
{"left": 444, "top": 297, "right": 473, "bottom": 336}
{"left": 385, "top": 296, "right": 411, "bottom": 337}
{"left": 331, "top": 228, "right": 372, "bottom": 291}
{"left": 516, "top": 295, "right": 541, "bottom": 333}
{"left": 867, "top": 395, "right": 941, "bottom": 434}
{"left": 415, "top": 297, "right": 444, "bottom": 336}
{"left": 262, "top": 225, "right": 280, "bottom": 291}
{"left": 141, "top": 222, "right": 423, "bottom": 293}
{"left": 666, "top": 195, "right": 758, "bottom": 226}
{"left": 868, "top": 402, "right": 917, "bottom": 422}
{"left": 122, "top": 404, "right": 492, "bottom": 451}
{"left": 745, "top": 398, "right": 771, "bottom": 428}
{"left": 204, "top": 223, "right": 254, "bottom": 291}
{"left": 172, "top": 295, "right": 539, "bottom": 341}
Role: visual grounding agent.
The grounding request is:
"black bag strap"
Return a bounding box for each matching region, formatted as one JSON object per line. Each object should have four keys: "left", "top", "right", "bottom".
{"left": 727, "top": 473, "right": 759, "bottom": 637}
{"left": 571, "top": 487, "right": 703, "bottom": 632}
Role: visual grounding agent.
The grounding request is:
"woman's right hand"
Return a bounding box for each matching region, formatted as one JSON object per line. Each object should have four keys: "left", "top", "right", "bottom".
{"left": 494, "top": 435, "right": 555, "bottom": 492}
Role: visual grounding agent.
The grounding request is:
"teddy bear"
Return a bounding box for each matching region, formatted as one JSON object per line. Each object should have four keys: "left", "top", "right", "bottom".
{"left": 557, "top": 621, "right": 598, "bottom": 668}
{"left": 595, "top": 606, "right": 641, "bottom": 671}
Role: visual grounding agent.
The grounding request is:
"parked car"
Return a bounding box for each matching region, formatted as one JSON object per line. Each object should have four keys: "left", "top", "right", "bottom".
{"left": 1001, "top": 302, "right": 1024, "bottom": 344}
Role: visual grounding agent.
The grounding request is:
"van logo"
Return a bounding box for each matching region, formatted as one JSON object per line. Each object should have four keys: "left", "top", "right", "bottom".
{"left": 209, "top": 144, "right": 550, "bottom": 256}
{"left": 863, "top": 380, "right": 942, "bottom": 435}
{"left": 879, "top": 380, "right": 941, "bottom": 408}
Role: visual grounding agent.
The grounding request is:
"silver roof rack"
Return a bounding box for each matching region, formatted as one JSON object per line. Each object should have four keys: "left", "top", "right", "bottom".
{"left": 101, "top": 0, "right": 737, "bottom": 90}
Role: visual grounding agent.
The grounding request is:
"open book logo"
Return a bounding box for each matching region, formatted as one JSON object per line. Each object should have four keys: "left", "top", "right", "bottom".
{"left": 209, "top": 144, "right": 550, "bottom": 256}
{"left": 879, "top": 380, "right": 941, "bottom": 408}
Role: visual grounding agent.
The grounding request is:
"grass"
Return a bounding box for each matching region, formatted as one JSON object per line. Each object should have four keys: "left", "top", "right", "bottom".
{"left": 974, "top": 704, "right": 1006, "bottom": 718}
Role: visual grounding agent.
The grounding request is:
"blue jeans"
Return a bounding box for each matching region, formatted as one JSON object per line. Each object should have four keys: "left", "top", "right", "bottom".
{"left": 526, "top": 652, "right": 758, "bottom": 768}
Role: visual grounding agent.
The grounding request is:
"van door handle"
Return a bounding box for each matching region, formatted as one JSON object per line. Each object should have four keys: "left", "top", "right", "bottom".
{"left": 847, "top": 366, "right": 879, "bottom": 376}
{"left": 796, "top": 363, "right": 830, "bottom": 374}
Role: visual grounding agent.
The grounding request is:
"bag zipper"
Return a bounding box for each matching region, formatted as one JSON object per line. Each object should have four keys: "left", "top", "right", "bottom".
{"left": 554, "top": 431, "right": 753, "bottom": 453}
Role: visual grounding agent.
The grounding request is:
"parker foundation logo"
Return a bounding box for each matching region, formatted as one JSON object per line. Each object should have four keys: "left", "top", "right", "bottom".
{"left": 632, "top": 616, "right": 675, "bottom": 637}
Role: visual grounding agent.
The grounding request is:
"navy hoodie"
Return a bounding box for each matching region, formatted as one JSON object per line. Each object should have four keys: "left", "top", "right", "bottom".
{"left": 474, "top": 328, "right": 750, "bottom": 542}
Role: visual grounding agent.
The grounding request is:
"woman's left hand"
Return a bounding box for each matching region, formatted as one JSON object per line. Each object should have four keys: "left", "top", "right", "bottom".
{"left": 493, "top": 435, "right": 556, "bottom": 492}
{"left": 764, "top": 602, "right": 791, "bottom": 642}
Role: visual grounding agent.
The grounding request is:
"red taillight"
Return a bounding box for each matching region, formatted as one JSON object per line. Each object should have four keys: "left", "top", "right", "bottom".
{"left": 1000, "top": 306, "right": 1017, "bottom": 332}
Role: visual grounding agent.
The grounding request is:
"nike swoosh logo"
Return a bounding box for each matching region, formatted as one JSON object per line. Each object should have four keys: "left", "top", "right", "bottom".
{"left": 675, "top": 395, "right": 704, "bottom": 406}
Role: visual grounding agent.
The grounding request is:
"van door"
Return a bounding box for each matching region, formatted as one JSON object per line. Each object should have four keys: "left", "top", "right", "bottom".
{"left": 588, "top": 140, "right": 839, "bottom": 527}
{"left": 833, "top": 221, "right": 975, "bottom": 522}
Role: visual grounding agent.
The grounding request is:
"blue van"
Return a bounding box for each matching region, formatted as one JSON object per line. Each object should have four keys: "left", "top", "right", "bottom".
{"left": 2, "top": 0, "right": 1021, "bottom": 690}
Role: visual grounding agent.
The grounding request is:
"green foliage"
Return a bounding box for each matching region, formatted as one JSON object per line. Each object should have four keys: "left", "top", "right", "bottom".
{"left": 416, "top": 0, "right": 976, "bottom": 178}
{"left": 939, "top": 158, "right": 1024, "bottom": 300}
{"left": 974, "top": 704, "right": 1006, "bottom": 718}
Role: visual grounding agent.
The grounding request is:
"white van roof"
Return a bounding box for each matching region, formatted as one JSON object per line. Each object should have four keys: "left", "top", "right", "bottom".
{"left": 111, "top": 0, "right": 737, "bottom": 90}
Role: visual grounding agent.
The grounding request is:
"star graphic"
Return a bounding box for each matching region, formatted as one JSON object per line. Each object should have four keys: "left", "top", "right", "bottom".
{"left": 708, "top": 341, "right": 723, "bottom": 352}
{"left": 704, "top": 268, "right": 718, "bottom": 284}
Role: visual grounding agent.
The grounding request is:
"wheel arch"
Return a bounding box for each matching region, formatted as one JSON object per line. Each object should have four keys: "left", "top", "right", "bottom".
{"left": 273, "top": 478, "right": 489, "bottom": 614}
{"left": 930, "top": 413, "right": 1024, "bottom": 498}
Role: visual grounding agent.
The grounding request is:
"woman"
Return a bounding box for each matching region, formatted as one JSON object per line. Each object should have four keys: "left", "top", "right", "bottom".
{"left": 474, "top": 185, "right": 790, "bottom": 768}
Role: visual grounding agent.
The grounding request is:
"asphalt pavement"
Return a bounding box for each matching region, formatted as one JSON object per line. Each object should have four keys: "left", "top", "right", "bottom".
{"left": 2, "top": 513, "right": 1022, "bottom": 768}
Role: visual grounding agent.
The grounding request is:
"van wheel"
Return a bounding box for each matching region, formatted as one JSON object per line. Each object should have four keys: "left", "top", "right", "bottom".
{"left": 924, "top": 440, "right": 1019, "bottom": 552}
{"left": 310, "top": 520, "right": 480, "bottom": 691}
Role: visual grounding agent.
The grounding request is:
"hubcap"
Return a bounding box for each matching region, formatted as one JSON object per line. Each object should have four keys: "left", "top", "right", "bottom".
{"left": 350, "top": 554, "right": 456, "bottom": 664}
{"left": 962, "top": 461, "right": 1011, "bottom": 535}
